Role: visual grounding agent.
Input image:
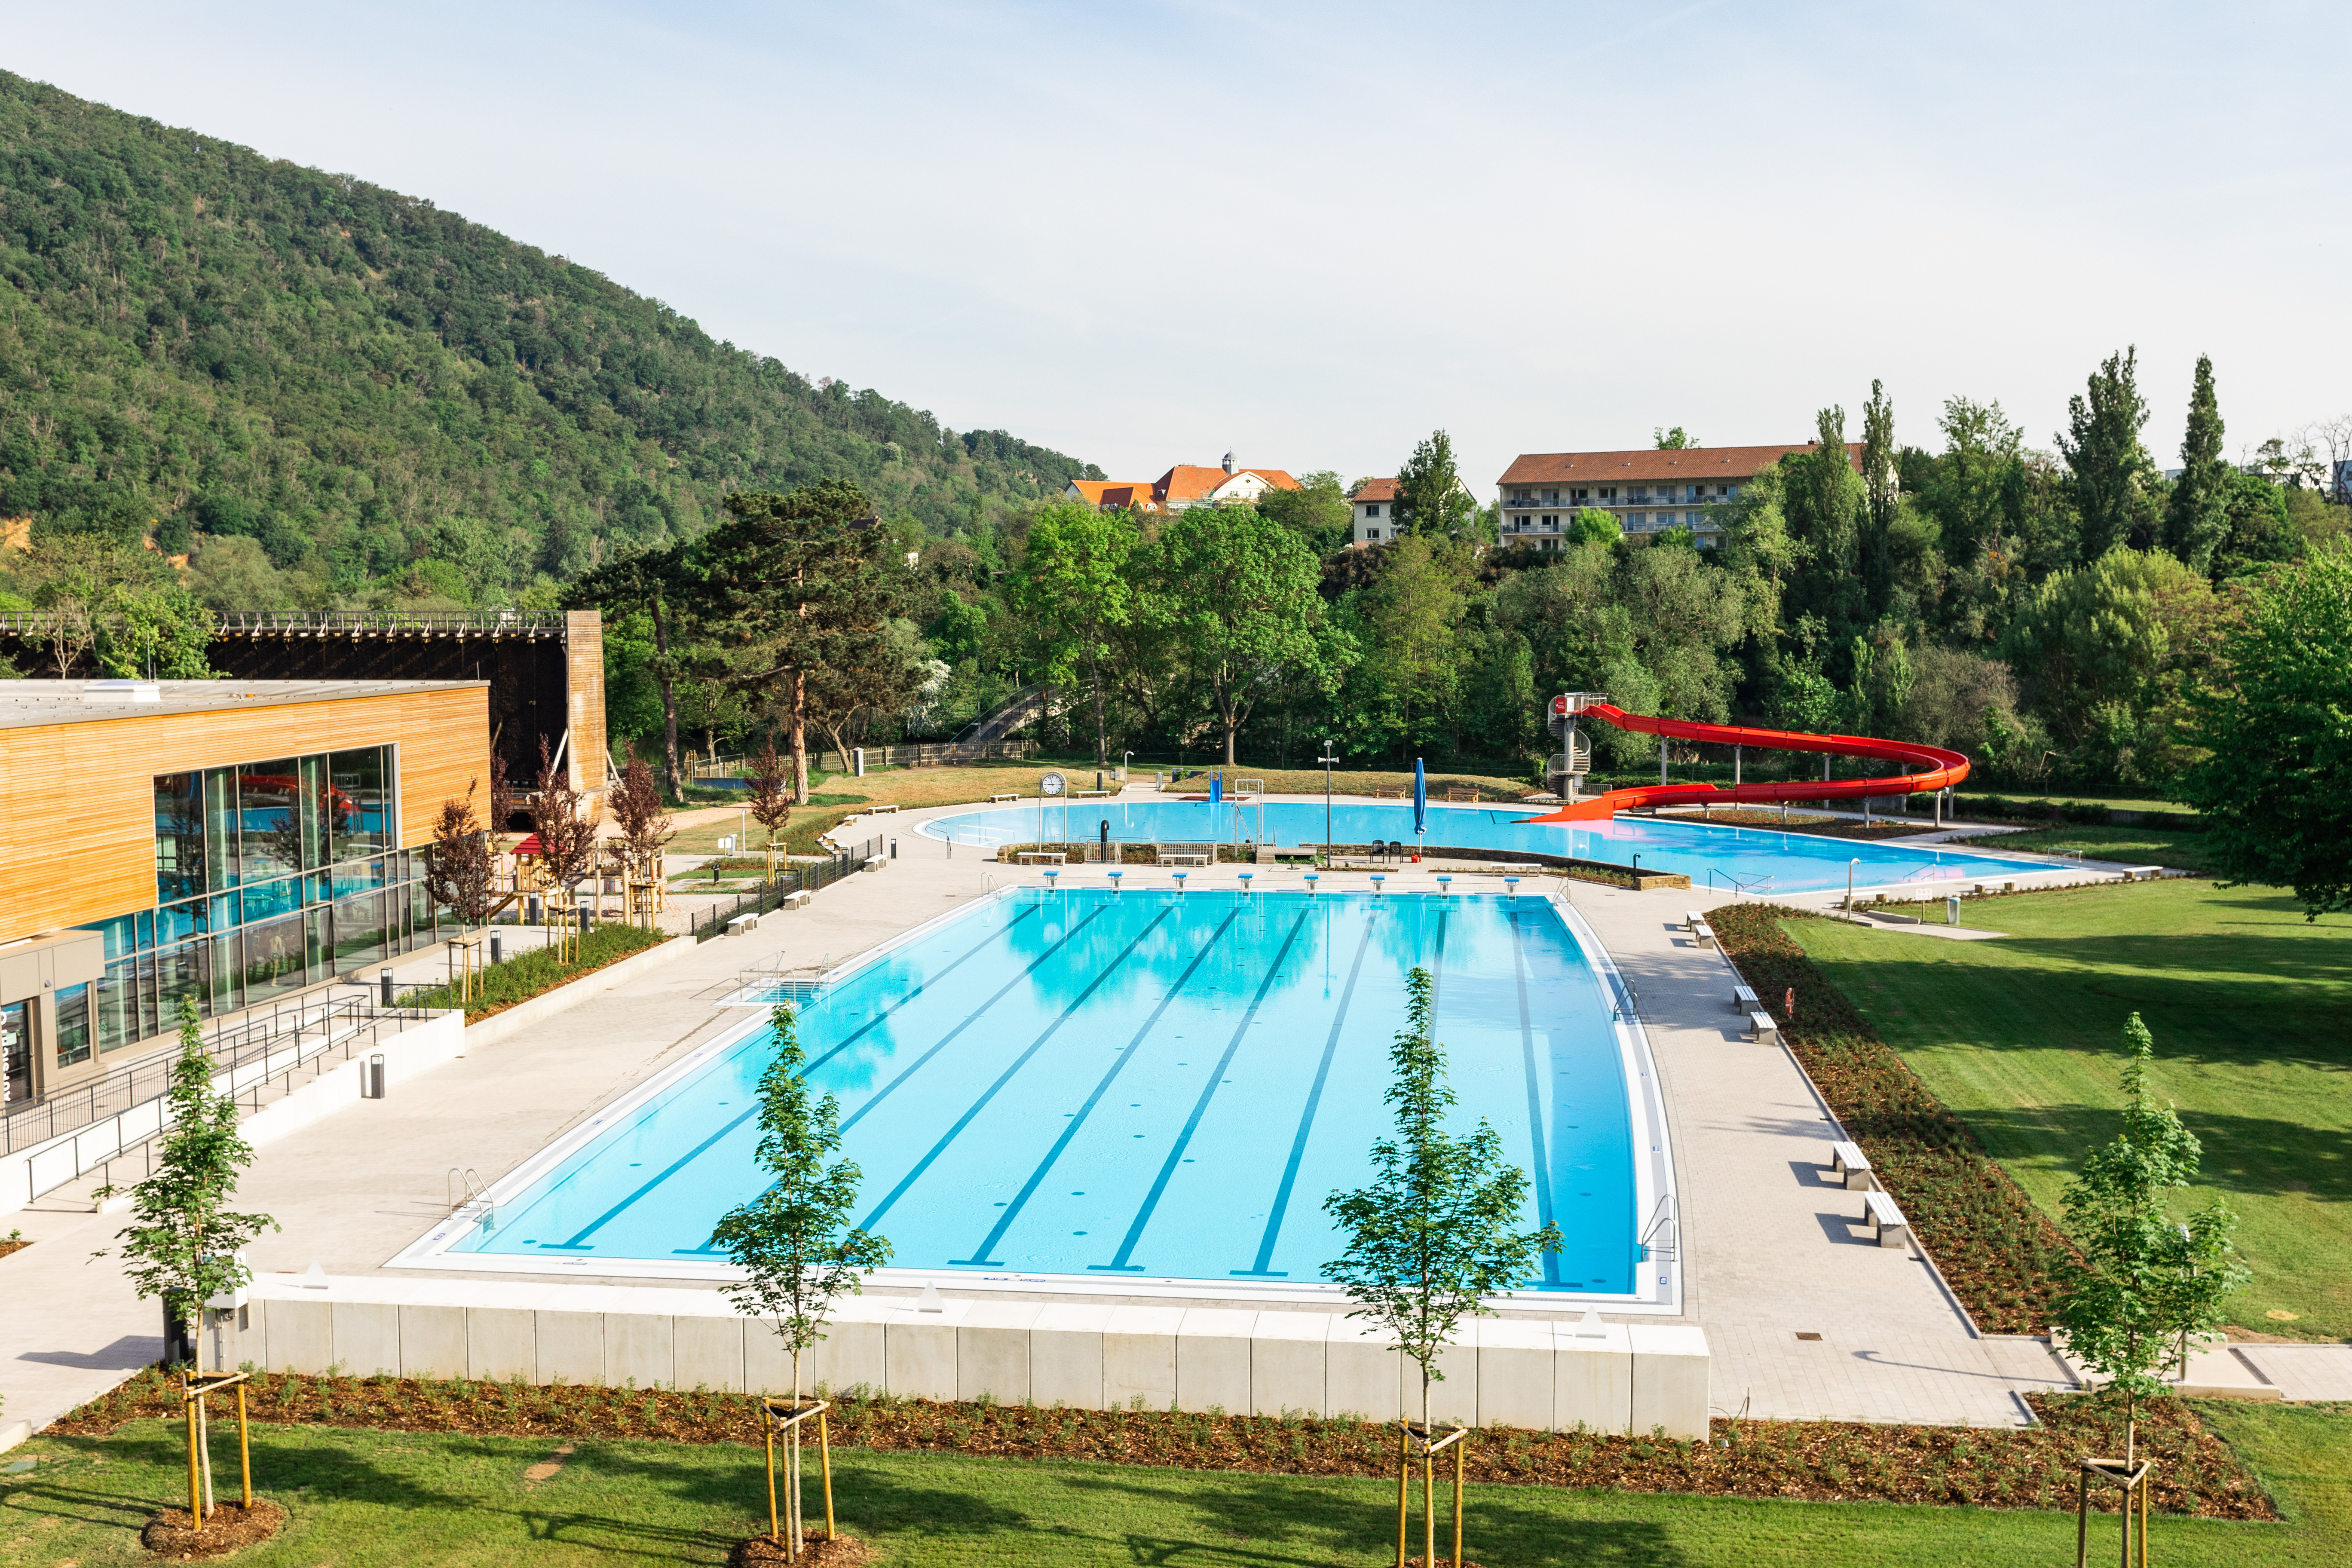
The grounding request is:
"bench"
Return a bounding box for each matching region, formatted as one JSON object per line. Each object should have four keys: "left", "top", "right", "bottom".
{"left": 726, "top": 912, "right": 761, "bottom": 937}
{"left": 1685, "top": 909, "right": 1705, "bottom": 931}
{"left": 1862, "top": 1188, "right": 1910, "bottom": 1248}
{"left": 1158, "top": 852, "right": 1211, "bottom": 867}
{"left": 1017, "top": 851, "right": 1066, "bottom": 865}
{"left": 778, "top": 889, "right": 812, "bottom": 910}
{"left": 866, "top": 802, "right": 900, "bottom": 814}
{"left": 1073, "top": 789, "right": 1110, "bottom": 798}
{"left": 1732, "top": 983, "right": 1759, "bottom": 1014}
{"left": 1828, "top": 1139, "right": 1875, "bottom": 1191}
{"left": 862, "top": 855, "right": 887, "bottom": 872}
{"left": 1747, "top": 1009, "right": 1779, "bottom": 1045}
{"left": 989, "top": 793, "right": 1019, "bottom": 803}
{"left": 1691, "top": 922, "right": 1716, "bottom": 950}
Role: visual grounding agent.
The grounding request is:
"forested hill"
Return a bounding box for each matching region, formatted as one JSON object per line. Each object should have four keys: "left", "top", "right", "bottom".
{"left": 0, "top": 70, "right": 1099, "bottom": 605}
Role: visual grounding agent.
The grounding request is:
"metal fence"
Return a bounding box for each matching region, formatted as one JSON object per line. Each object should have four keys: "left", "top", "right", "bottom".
{"left": 687, "top": 835, "right": 886, "bottom": 941}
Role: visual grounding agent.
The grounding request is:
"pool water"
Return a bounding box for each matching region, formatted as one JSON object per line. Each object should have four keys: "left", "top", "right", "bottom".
{"left": 924, "top": 799, "right": 2057, "bottom": 894}
{"left": 451, "top": 891, "right": 1640, "bottom": 1294}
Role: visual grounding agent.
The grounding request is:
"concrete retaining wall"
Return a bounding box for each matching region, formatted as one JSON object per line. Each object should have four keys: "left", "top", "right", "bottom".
{"left": 217, "top": 1277, "right": 1709, "bottom": 1437}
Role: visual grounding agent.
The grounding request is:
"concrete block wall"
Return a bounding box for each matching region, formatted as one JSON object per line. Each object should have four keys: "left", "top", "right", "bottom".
{"left": 221, "top": 1279, "right": 1710, "bottom": 1437}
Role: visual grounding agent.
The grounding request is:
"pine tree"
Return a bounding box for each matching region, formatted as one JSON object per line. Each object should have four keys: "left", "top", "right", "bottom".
{"left": 2165, "top": 355, "right": 2230, "bottom": 577}
{"left": 2058, "top": 346, "right": 2158, "bottom": 559}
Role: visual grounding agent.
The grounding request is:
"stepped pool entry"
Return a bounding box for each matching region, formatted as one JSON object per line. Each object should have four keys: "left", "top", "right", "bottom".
{"left": 401, "top": 889, "right": 1677, "bottom": 1309}
{"left": 921, "top": 799, "right": 2060, "bottom": 894}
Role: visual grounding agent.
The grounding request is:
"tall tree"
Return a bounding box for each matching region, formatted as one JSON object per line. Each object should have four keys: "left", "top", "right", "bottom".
{"left": 695, "top": 480, "right": 908, "bottom": 803}
{"left": 2055, "top": 1014, "right": 2246, "bottom": 1465}
{"left": 1349, "top": 535, "right": 1476, "bottom": 761}
{"left": 2178, "top": 542, "right": 2352, "bottom": 917}
{"left": 1860, "top": 379, "right": 1900, "bottom": 609}
{"left": 1148, "top": 504, "right": 1346, "bottom": 765}
{"left": 2058, "top": 346, "right": 2158, "bottom": 559}
{"left": 423, "top": 782, "right": 500, "bottom": 931}
{"left": 2165, "top": 355, "right": 2230, "bottom": 577}
{"left": 566, "top": 543, "right": 701, "bottom": 801}
{"left": 1393, "top": 430, "right": 1480, "bottom": 540}
{"left": 1256, "top": 469, "right": 1355, "bottom": 556}
{"left": 1323, "top": 967, "right": 1559, "bottom": 1567}
{"left": 1010, "top": 501, "right": 1137, "bottom": 765}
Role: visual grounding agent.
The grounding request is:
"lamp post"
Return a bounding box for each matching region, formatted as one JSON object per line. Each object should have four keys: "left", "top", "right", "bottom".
{"left": 1320, "top": 740, "right": 1338, "bottom": 867}
{"left": 1847, "top": 858, "right": 1859, "bottom": 910}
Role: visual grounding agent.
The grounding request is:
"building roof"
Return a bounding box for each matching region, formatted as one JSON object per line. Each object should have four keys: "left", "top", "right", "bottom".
{"left": 0, "top": 678, "right": 489, "bottom": 730}
{"left": 1153, "top": 466, "right": 1303, "bottom": 506}
{"left": 1349, "top": 478, "right": 1400, "bottom": 503}
{"left": 1498, "top": 442, "right": 1865, "bottom": 489}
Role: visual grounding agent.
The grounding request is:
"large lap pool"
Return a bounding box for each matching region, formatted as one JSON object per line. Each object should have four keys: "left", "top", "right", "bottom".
{"left": 404, "top": 890, "right": 1674, "bottom": 1306}
{"left": 923, "top": 799, "right": 2059, "bottom": 895}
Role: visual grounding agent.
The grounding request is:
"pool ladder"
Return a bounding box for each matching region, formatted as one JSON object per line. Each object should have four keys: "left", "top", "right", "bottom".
{"left": 1638, "top": 1194, "right": 1678, "bottom": 1263}
{"left": 447, "top": 1167, "right": 495, "bottom": 1230}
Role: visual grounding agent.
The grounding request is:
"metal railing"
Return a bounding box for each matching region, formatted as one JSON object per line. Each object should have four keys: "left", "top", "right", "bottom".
{"left": 1638, "top": 1193, "right": 1678, "bottom": 1262}
{"left": 1706, "top": 867, "right": 1774, "bottom": 895}
{"left": 686, "top": 836, "right": 885, "bottom": 942}
{"left": 2, "top": 989, "right": 434, "bottom": 1159}
{"left": 208, "top": 610, "right": 567, "bottom": 636}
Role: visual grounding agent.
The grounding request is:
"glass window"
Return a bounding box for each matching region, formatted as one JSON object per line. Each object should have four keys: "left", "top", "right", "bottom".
{"left": 332, "top": 891, "right": 387, "bottom": 974}
{"left": 242, "top": 913, "right": 308, "bottom": 1003}
{"left": 95, "top": 957, "right": 138, "bottom": 1053}
{"left": 241, "top": 875, "right": 302, "bottom": 924}
{"left": 156, "top": 897, "right": 208, "bottom": 946}
{"left": 299, "top": 755, "right": 330, "bottom": 870}
{"left": 205, "top": 766, "right": 241, "bottom": 889}
{"left": 84, "top": 913, "right": 138, "bottom": 962}
{"left": 154, "top": 772, "right": 205, "bottom": 903}
{"left": 3, "top": 1001, "right": 29, "bottom": 1102}
{"left": 54, "top": 983, "right": 90, "bottom": 1067}
{"left": 1366, "top": 503, "right": 1380, "bottom": 517}
{"left": 156, "top": 943, "right": 205, "bottom": 1024}
{"left": 330, "top": 747, "right": 390, "bottom": 862}
{"left": 237, "top": 759, "right": 304, "bottom": 882}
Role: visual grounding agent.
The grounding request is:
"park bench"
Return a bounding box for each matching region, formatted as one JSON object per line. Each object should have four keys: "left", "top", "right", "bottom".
{"left": 862, "top": 855, "right": 887, "bottom": 872}
{"left": 866, "top": 803, "right": 900, "bottom": 814}
{"left": 989, "top": 792, "right": 1019, "bottom": 803}
{"left": 726, "top": 912, "right": 761, "bottom": 937}
{"left": 1828, "top": 1140, "right": 1875, "bottom": 1191}
{"left": 1073, "top": 788, "right": 1110, "bottom": 798}
{"left": 1732, "top": 983, "right": 1760, "bottom": 1014}
{"left": 1158, "top": 851, "right": 1211, "bottom": 867}
{"left": 778, "top": 890, "right": 812, "bottom": 910}
{"left": 1862, "top": 1188, "right": 1910, "bottom": 1249}
{"left": 1017, "top": 851, "right": 1066, "bottom": 865}
{"left": 1691, "top": 921, "right": 1716, "bottom": 950}
{"left": 1685, "top": 909, "right": 1705, "bottom": 930}
{"left": 1747, "top": 1009, "right": 1778, "bottom": 1045}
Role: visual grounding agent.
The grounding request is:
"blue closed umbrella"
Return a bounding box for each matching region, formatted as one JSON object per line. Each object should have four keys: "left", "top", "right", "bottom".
{"left": 1412, "top": 758, "right": 1427, "bottom": 842}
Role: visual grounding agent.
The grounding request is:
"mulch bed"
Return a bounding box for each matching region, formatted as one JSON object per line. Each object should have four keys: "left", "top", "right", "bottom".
{"left": 1708, "top": 901, "right": 2077, "bottom": 1334}
{"left": 730, "top": 1531, "right": 873, "bottom": 1565}
{"left": 51, "top": 1368, "right": 2275, "bottom": 1519}
{"left": 141, "top": 1497, "right": 286, "bottom": 1558}
{"left": 0, "top": 1237, "right": 28, "bottom": 1261}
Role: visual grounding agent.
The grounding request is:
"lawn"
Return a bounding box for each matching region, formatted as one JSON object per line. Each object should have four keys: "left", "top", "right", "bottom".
{"left": 1969, "top": 823, "right": 2223, "bottom": 875}
{"left": 1788, "top": 880, "right": 2352, "bottom": 1339}
{"left": 4, "top": 1405, "right": 2344, "bottom": 1568}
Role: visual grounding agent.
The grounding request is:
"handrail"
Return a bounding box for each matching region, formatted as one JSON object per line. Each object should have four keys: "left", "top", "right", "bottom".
{"left": 1639, "top": 1193, "right": 1678, "bottom": 1262}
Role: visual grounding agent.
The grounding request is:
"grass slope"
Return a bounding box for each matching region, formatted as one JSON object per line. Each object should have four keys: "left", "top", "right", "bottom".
{"left": 4, "top": 1410, "right": 2343, "bottom": 1568}
{"left": 1972, "top": 824, "right": 2223, "bottom": 875}
{"left": 1788, "top": 881, "right": 2352, "bottom": 1339}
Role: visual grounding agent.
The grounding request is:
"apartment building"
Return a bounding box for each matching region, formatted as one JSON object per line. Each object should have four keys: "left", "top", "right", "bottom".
{"left": 1494, "top": 441, "right": 1865, "bottom": 548}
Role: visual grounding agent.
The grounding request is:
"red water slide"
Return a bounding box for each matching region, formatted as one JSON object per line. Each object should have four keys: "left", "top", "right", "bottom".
{"left": 1522, "top": 701, "right": 1970, "bottom": 824}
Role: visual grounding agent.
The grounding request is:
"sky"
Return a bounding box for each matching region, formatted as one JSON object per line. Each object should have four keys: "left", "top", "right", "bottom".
{"left": 6, "top": 1, "right": 2347, "bottom": 492}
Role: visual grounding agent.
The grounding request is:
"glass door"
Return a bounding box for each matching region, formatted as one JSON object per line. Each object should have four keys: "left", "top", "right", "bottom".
{"left": 2, "top": 1001, "right": 29, "bottom": 1107}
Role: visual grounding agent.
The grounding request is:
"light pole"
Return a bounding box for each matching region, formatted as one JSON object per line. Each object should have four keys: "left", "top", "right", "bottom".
{"left": 1846, "top": 858, "right": 1859, "bottom": 910}
{"left": 1320, "top": 740, "right": 1338, "bottom": 866}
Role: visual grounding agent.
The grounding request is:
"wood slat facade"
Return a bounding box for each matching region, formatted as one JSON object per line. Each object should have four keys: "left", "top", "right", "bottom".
{"left": 0, "top": 684, "right": 489, "bottom": 944}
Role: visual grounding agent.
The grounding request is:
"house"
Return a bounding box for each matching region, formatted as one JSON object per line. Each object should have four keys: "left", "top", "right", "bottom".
{"left": 1063, "top": 479, "right": 1161, "bottom": 513}
{"left": 1494, "top": 441, "right": 1866, "bottom": 548}
{"left": 1152, "top": 453, "right": 1299, "bottom": 511}
{"left": 1346, "top": 475, "right": 1478, "bottom": 545}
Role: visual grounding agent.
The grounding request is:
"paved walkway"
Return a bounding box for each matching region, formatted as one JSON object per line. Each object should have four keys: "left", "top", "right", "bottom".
{"left": 7, "top": 796, "right": 2344, "bottom": 1438}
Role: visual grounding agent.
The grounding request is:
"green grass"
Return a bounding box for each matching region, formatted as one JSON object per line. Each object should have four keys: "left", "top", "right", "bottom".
{"left": 3, "top": 1411, "right": 2344, "bottom": 1567}
{"left": 1788, "top": 881, "right": 2352, "bottom": 1339}
{"left": 1973, "top": 824, "right": 2223, "bottom": 874}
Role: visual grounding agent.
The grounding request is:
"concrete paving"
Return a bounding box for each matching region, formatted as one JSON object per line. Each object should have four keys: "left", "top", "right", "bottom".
{"left": 6, "top": 793, "right": 2345, "bottom": 1438}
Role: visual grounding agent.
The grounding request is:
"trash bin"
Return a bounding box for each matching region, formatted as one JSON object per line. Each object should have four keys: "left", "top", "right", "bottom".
{"left": 1946, "top": 895, "right": 1961, "bottom": 925}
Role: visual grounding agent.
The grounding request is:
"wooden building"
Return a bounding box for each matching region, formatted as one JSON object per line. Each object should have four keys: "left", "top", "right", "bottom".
{"left": 0, "top": 678, "right": 489, "bottom": 1109}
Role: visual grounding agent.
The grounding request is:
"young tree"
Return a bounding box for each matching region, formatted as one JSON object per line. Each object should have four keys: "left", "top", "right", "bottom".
{"left": 606, "top": 748, "right": 676, "bottom": 899}
{"left": 423, "top": 780, "right": 500, "bottom": 929}
{"left": 2058, "top": 346, "right": 2159, "bottom": 559}
{"left": 1323, "top": 966, "right": 1560, "bottom": 1568}
{"left": 1011, "top": 501, "right": 1137, "bottom": 765}
{"left": 746, "top": 740, "right": 793, "bottom": 880}
{"left": 2178, "top": 542, "right": 2352, "bottom": 917}
{"left": 99, "top": 998, "right": 278, "bottom": 1514}
{"left": 1393, "top": 430, "right": 1482, "bottom": 541}
{"left": 1149, "top": 504, "right": 1347, "bottom": 765}
{"left": 529, "top": 733, "right": 601, "bottom": 913}
{"left": 710, "top": 1005, "right": 892, "bottom": 1557}
{"left": 2165, "top": 355, "right": 2230, "bottom": 577}
{"left": 1653, "top": 426, "right": 1700, "bottom": 450}
{"left": 1257, "top": 469, "right": 1355, "bottom": 555}
{"left": 2055, "top": 1014, "right": 2246, "bottom": 1464}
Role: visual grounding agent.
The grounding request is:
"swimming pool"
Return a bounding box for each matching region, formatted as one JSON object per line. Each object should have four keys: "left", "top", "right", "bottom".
{"left": 921, "top": 799, "right": 2058, "bottom": 895}
{"left": 402, "top": 889, "right": 1674, "bottom": 1306}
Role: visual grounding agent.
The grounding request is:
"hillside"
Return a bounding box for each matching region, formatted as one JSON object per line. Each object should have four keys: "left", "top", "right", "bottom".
{"left": 0, "top": 70, "right": 1099, "bottom": 606}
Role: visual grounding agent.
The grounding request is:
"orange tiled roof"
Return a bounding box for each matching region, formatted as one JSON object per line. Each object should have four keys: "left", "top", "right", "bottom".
{"left": 1497, "top": 442, "right": 1864, "bottom": 488}
{"left": 1069, "top": 479, "right": 1160, "bottom": 511}
{"left": 1153, "top": 465, "right": 1303, "bottom": 505}
{"left": 1349, "top": 478, "right": 1400, "bottom": 502}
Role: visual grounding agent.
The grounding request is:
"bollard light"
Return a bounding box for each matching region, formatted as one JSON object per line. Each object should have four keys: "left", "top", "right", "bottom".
{"left": 380, "top": 968, "right": 394, "bottom": 1007}
{"left": 490, "top": 931, "right": 503, "bottom": 965}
